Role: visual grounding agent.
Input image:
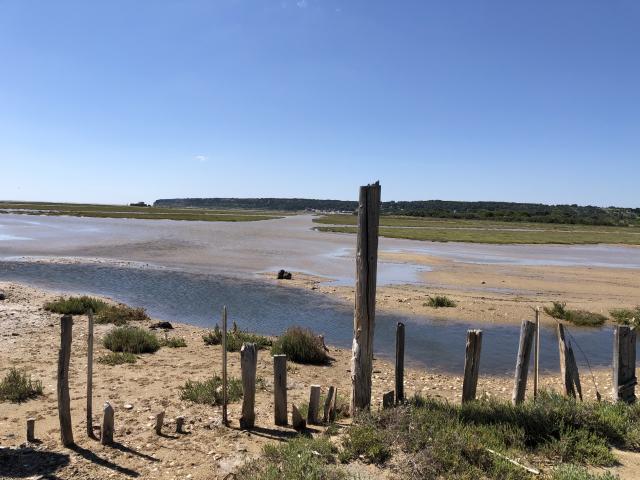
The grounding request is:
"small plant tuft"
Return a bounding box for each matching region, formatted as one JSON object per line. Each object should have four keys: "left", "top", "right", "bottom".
{"left": 610, "top": 306, "right": 640, "bottom": 327}
{"left": 103, "top": 326, "right": 160, "bottom": 354}
{"left": 180, "top": 375, "right": 242, "bottom": 405}
{"left": 161, "top": 336, "right": 187, "bottom": 348}
{"left": 95, "top": 304, "right": 149, "bottom": 325}
{"left": 202, "top": 324, "right": 272, "bottom": 351}
{"left": 0, "top": 368, "right": 43, "bottom": 403}
{"left": 97, "top": 352, "right": 137, "bottom": 365}
{"left": 44, "top": 295, "right": 108, "bottom": 315}
{"left": 424, "top": 295, "right": 457, "bottom": 308}
{"left": 544, "top": 302, "right": 607, "bottom": 327}
{"left": 271, "top": 326, "right": 329, "bottom": 365}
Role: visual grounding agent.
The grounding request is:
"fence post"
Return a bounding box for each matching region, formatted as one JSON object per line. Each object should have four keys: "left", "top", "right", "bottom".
{"left": 382, "top": 390, "right": 394, "bottom": 409}
{"left": 273, "top": 354, "right": 288, "bottom": 426}
{"left": 613, "top": 325, "right": 637, "bottom": 403}
{"left": 240, "top": 343, "right": 258, "bottom": 429}
{"left": 534, "top": 307, "right": 540, "bottom": 399}
{"left": 27, "top": 418, "right": 36, "bottom": 442}
{"left": 101, "top": 402, "right": 114, "bottom": 445}
{"left": 462, "top": 329, "right": 483, "bottom": 403}
{"left": 395, "top": 322, "right": 405, "bottom": 404}
{"left": 87, "top": 309, "right": 94, "bottom": 438}
{"left": 567, "top": 342, "right": 583, "bottom": 401}
{"left": 222, "top": 306, "right": 228, "bottom": 426}
{"left": 58, "top": 314, "right": 74, "bottom": 447}
{"left": 512, "top": 320, "right": 535, "bottom": 405}
{"left": 351, "top": 182, "right": 381, "bottom": 415}
{"left": 155, "top": 411, "right": 165, "bottom": 435}
{"left": 292, "top": 405, "right": 306, "bottom": 431}
{"left": 323, "top": 386, "right": 337, "bottom": 423}
{"left": 176, "top": 416, "right": 185, "bottom": 434}
{"left": 307, "top": 385, "right": 321, "bottom": 425}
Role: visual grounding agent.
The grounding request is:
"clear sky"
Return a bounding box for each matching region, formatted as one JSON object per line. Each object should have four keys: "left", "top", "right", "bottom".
{"left": 1, "top": 1, "right": 638, "bottom": 206}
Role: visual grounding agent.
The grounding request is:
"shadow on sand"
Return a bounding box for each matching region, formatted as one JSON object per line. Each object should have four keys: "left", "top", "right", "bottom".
{"left": 0, "top": 446, "right": 69, "bottom": 479}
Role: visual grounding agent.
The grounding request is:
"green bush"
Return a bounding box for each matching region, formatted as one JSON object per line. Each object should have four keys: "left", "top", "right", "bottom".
{"left": 180, "top": 375, "right": 242, "bottom": 405}
{"left": 102, "top": 326, "right": 160, "bottom": 354}
{"left": 271, "top": 326, "right": 329, "bottom": 365}
{"left": 340, "top": 421, "right": 391, "bottom": 464}
{"left": 544, "top": 302, "right": 607, "bottom": 326}
{"left": 0, "top": 368, "right": 43, "bottom": 403}
{"left": 44, "top": 295, "right": 108, "bottom": 315}
{"left": 551, "top": 464, "right": 618, "bottom": 480}
{"left": 424, "top": 295, "right": 457, "bottom": 308}
{"left": 161, "top": 336, "right": 187, "bottom": 348}
{"left": 545, "top": 301, "right": 568, "bottom": 319}
{"left": 610, "top": 306, "right": 640, "bottom": 327}
{"left": 202, "top": 324, "right": 272, "bottom": 351}
{"left": 97, "top": 352, "right": 137, "bottom": 365}
{"left": 95, "top": 304, "right": 149, "bottom": 325}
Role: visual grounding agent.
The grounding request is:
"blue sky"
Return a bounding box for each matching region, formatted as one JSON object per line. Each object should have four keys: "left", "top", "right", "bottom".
{"left": 1, "top": 1, "right": 638, "bottom": 206}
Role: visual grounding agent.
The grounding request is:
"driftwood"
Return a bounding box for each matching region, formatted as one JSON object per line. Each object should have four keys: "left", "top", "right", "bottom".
{"left": 486, "top": 448, "right": 540, "bottom": 475}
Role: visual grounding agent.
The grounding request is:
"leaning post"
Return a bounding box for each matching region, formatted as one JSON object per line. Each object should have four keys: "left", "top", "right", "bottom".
{"left": 613, "top": 325, "right": 637, "bottom": 403}
{"left": 350, "top": 181, "right": 381, "bottom": 415}
{"left": 395, "top": 322, "right": 405, "bottom": 404}
{"left": 512, "top": 320, "right": 536, "bottom": 405}
{"left": 58, "top": 314, "right": 74, "bottom": 447}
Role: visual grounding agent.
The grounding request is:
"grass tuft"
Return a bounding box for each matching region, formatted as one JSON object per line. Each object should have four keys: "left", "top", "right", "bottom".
{"left": 97, "top": 352, "right": 137, "bottom": 365}
{"left": 102, "top": 326, "right": 160, "bottom": 354}
{"left": 424, "top": 295, "right": 457, "bottom": 308}
{"left": 161, "top": 336, "right": 187, "bottom": 348}
{"left": 95, "top": 304, "right": 149, "bottom": 325}
{"left": 610, "top": 306, "right": 640, "bottom": 327}
{"left": 202, "top": 324, "right": 272, "bottom": 351}
{"left": 544, "top": 302, "right": 607, "bottom": 327}
{"left": 271, "top": 326, "right": 329, "bottom": 365}
{"left": 551, "top": 464, "right": 618, "bottom": 480}
{"left": 44, "top": 295, "right": 108, "bottom": 315}
{"left": 0, "top": 368, "right": 43, "bottom": 403}
{"left": 179, "top": 375, "right": 242, "bottom": 405}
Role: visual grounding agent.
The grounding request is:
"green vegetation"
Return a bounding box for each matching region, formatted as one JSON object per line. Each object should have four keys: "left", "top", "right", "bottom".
{"left": 160, "top": 336, "right": 187, "bottom": 348}
{"left": 102, "top": 326, "right": 160, "bottom": 354}
{"left": 44, "top": 295, "right": 108, "bottom": 315}
{"left": 235, "top": 436, "right": 345, "bottom": 480}
{"left": 551, "top": 465, "right": 618, "bottom": 480}
{"left": 425, "top": 295, "right": 457, "bottom": 308}
{"left": 180, "top": 375, "right": 242, "bottom": 405}
{"left": 544, "top": 302, "right": 608, "bottom": 327}
{"left": 95, "top": 304, "right": 149, "bottom": 325}
{"left": 271, "top": 326, "right": 329, "bottom": 365}
{"left": 610, "top": 306, "right": 640, "bottom": 327}
{"left": 202, "top": 325, "right": 272, "bottom": 351}
{"left": 97, "top": 352, "right": 137, "bottom": 365}
{"left": 0, "top": 368, "right": 43, "bottom": 403}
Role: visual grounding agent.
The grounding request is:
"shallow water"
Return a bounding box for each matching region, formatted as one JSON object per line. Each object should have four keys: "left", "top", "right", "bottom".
{"left": 0, "top": 260, "right": 616, "bottom": 375}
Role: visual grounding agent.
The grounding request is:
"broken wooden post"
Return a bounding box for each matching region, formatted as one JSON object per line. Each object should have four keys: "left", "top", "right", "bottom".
{"left": 221, "top": 305, "right": 228, "bottom": 426}
{"left": 351, "top": 182, "right": 381, "bottom": 415}
{"left": 58, "top": 314, "right": 74, "bottom": 447}
{"left": 26, "top": 418, "right": 36, "bottom": 442}
{"left": 534, "top": 307, "right": 540, "bottom": 399}
{"left": 512, "top": 320, "right": 535, "bottom": 405}
{"left": 101, "top": 402, "right": 114, "bottom": 445}
{"left": 567, "top": 342, "right": 583, "bottom": 401}
{"left": 155, "top": 411, "right": 165, "bottom": 435}
{"left": 292, "top": 405, "right": 306, "bottom": 431}
{"left": 323, "top": 386, "right": 337, "bottom": 423}
{"left": 557, "top": 323, "right": 584, "bottom": 399}
{"left": 613, "top": 325, "right": 637, "bottom": 403}
{"left": 240, "top": 343, "right": 258, "bottom": 429}
{"left": 307, "top": 385, "right": 321, "bottom": 425}
{"left": 176, "top": 416, "right": 185, "bottom": 434}
{"left": 382, "top": 390, "right": 394, "bottom": 409}
{"left": 273, "top": 354, "right": 288, "bottom": 426}
{"left": 462, "top": 329, "right": 483, "bottom": 403}
{"left": 87, "top": 309, "right": 94, "bottom": 438}
{"left": 395, "top": 322, "right": 405, "bottom": 404}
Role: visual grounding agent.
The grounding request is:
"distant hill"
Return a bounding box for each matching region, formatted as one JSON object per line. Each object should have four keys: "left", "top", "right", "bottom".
{"left": 154, "top": 197, "right": 640, "bottom": 226}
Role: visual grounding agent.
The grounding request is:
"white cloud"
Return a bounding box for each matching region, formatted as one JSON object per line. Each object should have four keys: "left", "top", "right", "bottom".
{"left": 296, "top": 0, "right": 308, "bottom": 8}
{"left": 194, "top": 155, "right": 208, "bottom": 163}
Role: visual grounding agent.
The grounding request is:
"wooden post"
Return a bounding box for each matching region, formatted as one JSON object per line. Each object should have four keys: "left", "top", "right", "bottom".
{"left": 58, "top": 314, "right": 74, "bottom": 447}
{"left": 155, "top": 411, "right": 165, "bottom": 435}
{"left": 613, "top": 325, "right": 637, "bottom": 403}
{"left": 307, "top": 385, "right": 321, "bottom": 425}
{"left": 382, "top": 390, "right": 394, "bottom": 409}
{"left": 512, "top": 320, "right": 535, "bottom": 405}
{"left": 534, "top": 307, "right": 540, "bottom": 399}
{"left": 291, "top": 405, "right": 306, "bottom": 431}
{"left": 557, "top": 323, "right": 577, "bottom": 398}
{"left": 351, "top": 182, "right": 381, "bottom": 415}
{"left": 567, "top": 342, "right": 583, "bottom": 401}
{"left": 395, "top": 322, "right": 405, "bottom": 404}
{"left": 323, "top": 386, "right": 337, "bottom": 423}
{"left": 462, "top": 329, "right": 483, "bottom": 403}
{"left": 240, "top": 343, "right": 258, "bottom": 429}
{"left": 101, "top": 402, "right": 114, "bottom": 445}
{"left": 222, "top": 305, "right": 228, "bottom": 426}
{"left": 26, "top": 418, "right": 36, "bottom": 442}
{"left": 176, "top": 416, "right": 185, "bottom": 434}
{"left": 86, "top": 309, "right": 94, "bottom": 438}
{"left": 273, "top": 354, "right": 288, "bottom": 426}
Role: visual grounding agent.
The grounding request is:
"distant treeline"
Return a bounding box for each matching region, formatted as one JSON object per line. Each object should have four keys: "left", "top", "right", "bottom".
{"left": 154, "top": 198, "right": 640, "bottom": 226}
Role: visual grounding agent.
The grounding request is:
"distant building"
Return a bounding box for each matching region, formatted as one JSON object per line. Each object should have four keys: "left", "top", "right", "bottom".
{"left": 129, "top": 202, "right": 149, "bottom": 207}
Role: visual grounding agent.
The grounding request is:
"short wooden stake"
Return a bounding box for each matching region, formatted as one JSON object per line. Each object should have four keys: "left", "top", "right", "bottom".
{"left": 58, "top": 314, "right": 74, "bottom": 447}
{"left": 395, "top": 322, "right": 405, "bottom": 404}
{"left": 273, "top": 354, "right": 288, "bottom": 426}
{"left": 176, "top": 416, "right": 185, "bottom": 434}
{"left": 221, "top": 306, "right": 228, "bottom": 426}
{"left": 613, "top": 325, "right": 637, "bottom": 403}
{"left": 155, "top": 411, "right": 165, "bottom": 435}
{"left": 512, "top": 320, "right": 535, "bottom": 405}
{"left": 323, "top": 386, "right": 337, "bottom": 423}
{"left": 462, "top": 329, "right": 483, "bottom": 403}
{"left": 307, "top": 385, "right": 321, "bottom": 425}
{"left": 87, "top": 309, "right": 95, "bottom": 438}
{"left": 240, "top": 343, "right": 258, "bottom": 429}
{"left": 382, "top": 390, "right": 394, "bottom": 409}
{"left": 26, "top": 418, "right": 36, "bottom": 442}
{"left": 101, "top": 402, "right": 114, "bottom": 445}
{"left": 292, "top": 404, "right": 306, "bottom": 431}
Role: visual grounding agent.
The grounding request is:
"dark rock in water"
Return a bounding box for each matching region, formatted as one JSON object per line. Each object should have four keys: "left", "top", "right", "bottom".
{"left": 0, "top": 290, "right": 5, "bottom": 300}
{"left": 277, "top": 270, "right": 293, "bottom": 280}
{"left": 150, "top": 321, "right": 173, "bottom": 330}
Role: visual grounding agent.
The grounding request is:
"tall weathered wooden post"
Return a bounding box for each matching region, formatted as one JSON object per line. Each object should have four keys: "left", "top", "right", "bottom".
{"left": 58, "top": 314, "right": 74, "bottom": 447}
{"left": 512, "top": 320, "right": 535, "bottom": 405}
{"left": 86, "top": 310, "right": 95, "bottom": 438}
{"left": 462, "top": 329, "right": 483, "bottom": 403}
{"left": 240, "top": 343, "right": 258, "bottom": 429}
{"left": 221, "top": 306, "right": 228, "bottom": 426}
{"left": 613, "top": 325, "right": 637, "bottom": 403}
{"left": 350, "top": 182, "right": 381, "bottom": 414}
{"left": 395, "top": 322, "right": 405, "bottom": 404}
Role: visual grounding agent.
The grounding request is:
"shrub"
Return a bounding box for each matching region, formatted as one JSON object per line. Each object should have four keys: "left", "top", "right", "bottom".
{"left": 202, "top": 324, "right": 272, "bottom": 352}
{"left": 340, "top": 421, "right": 391, "bottom": 464}
{"left": 545, "top": 301, "right": 568, "bottom": 319}
{"left": 271, "top": 326, "right": 329, "bottom": 365}
{"left": 544, "top": 302, "right": 607, "bottom": 327}
{"left": 95, "top": 304, "right": 149, "bottom": 325}
{"left": 179, "top": 375, "right": 242, "bottom": 405}
{"left": 102, "top": 326, "right": 160, "bottom": 354}
{"left": 44, "top": 296, "right": 108, "bottom": 315}
{"left": 551, "top": 464, "right": 618, "bottom": 480}
{"left": 610, "top": 306, "right": 640, "bottom": 327}
{"left": 424, "top": 295, "right": 457, "bottom": 308}
{"left": 0, "top": 368, "right": 43, "bottom": 403}
{"left": 161, "top": 336, "right": 187, "bottom": 348}
{"left": 98, "top": 352, "right": 137, "bottom": 365}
